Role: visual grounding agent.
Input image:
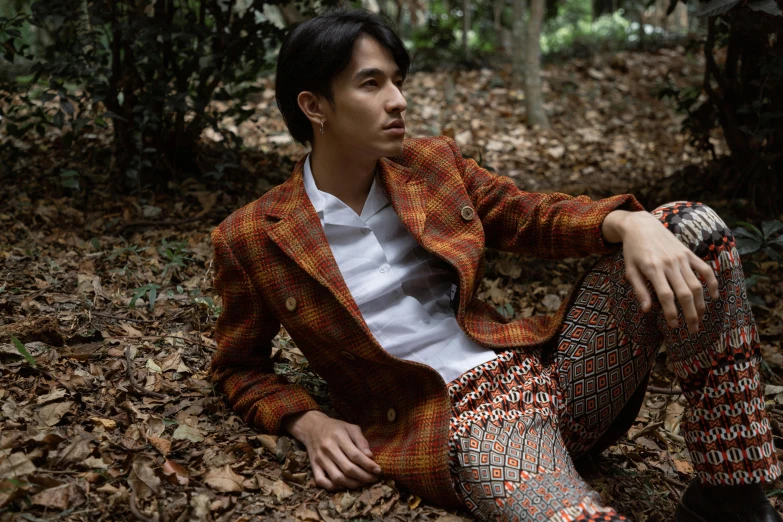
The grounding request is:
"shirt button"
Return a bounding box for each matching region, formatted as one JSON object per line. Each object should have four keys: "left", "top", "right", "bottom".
{"left": 362, "top": 228, "right": 371, "bottom": 235}
{"left": 460, "top": 205, "right": 475, "bottom": 221}
{"left": 379, "top": 264, "right": 389, "bottom": 273}
{"left": 424, "top": 318, "right": 431, "bottom": 325}
{"left": 285, "top": 297, "right": 297, "bottom": 311}
{"left": 394, "top": 289, "right": 402, "bottom": 298}
{"left": 386, "top": 408, "right": 397, "bottom": 422}
{"left": 340, "top": 350, "right": 355, "bottom": 360}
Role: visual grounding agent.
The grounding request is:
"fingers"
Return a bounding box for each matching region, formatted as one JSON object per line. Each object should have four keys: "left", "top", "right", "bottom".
{"left": 306, "top": 420, "right": 382, "bottom": 493}
{"left": 319, "top": 456, "right": 363, "bottom": 490}
{"left": 311, "top": 462, "right": 337, "bottom": 491}
{"left": 346, "top": 425, "right": 382, "bottom": 474}
{"left": 664, "top": 266, "right": 701, "bottom": 332}
{"left": 646, "top": 268, "right": 679, "bottom": 328}
{"left": 679, "top": 265, "right": 706, "bottom": 332}
{"left": 625, "top": 262, "right": 652, "bottom": 312}
{"left": 648, "top": 261, "right": 703, "bottom": 333}
{"left": 334, "top": 435, "right": 381, "bottom": 482}
{"left": 314, "top": 436, "right": 380, "bottom": 491}
{"left": 689, "top": 253, "right": 719, "bottom": 299}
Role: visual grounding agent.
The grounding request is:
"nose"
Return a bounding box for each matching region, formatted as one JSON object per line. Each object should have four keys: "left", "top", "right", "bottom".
{"left": 388, "top": 84, "right": 407, "bottom": 114}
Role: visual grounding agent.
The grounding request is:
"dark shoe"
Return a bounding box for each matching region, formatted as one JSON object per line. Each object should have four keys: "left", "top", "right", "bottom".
{"left": 675, "top": 480, "right": 783, "bottom": 522}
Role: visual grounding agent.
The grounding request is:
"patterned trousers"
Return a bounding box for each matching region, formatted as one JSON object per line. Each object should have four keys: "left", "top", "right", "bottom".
{"left": 447, "top": 201, "right": 781, "bottom": 522}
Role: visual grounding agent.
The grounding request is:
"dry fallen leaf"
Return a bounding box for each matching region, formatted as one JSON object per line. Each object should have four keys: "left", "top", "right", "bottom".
{"left": 130, "top": 456, "right": 161, "bottom": 496}
{"left": 54, "top": 435, "right": 93, "bottom": 464}
{"left": 37, "top": 401, "right": 74, "bottom": 426}
{"left": 294, "top": 502, "right": 321, "bottom": 521}
{"left": 542, "top": 294, "right": 562, "bottom": 312}
{"left": 256, "top": 434, "right": 278, "bottom": 454}
{"left": 0, "top": 479, "right": 28, "bottom": 509}
{"left": 36, "top": 388, "right": 68, "bottom": 405}
{"left": 162, "top": 459, "right": 189, "bottom": 485}
{"left": 89, "top": 416, "right": 117, "bottom": 430}
{"left": 120, "top": 322, "right": 143, "bottom": 337}
{"left": 270, "top": 479, "right": 294, "bottom": 502}
{"left": 147, "top": 435, "right": 172, "bottom": 456}
{"left": 0, "top": 452, "right": 37, "bottom": 478}
{"left": 547, "top": 144, "right": 565, "bottom": 159}
{"left": 82, "top": 456, "right": 110, "bottom": 469}
{"left": 204, "top": 465, "right": 244, "bottom": 493}
{"left": 332, "top": 491, "right": 356, "bottom": 515}
{"left": 31, "top": 483, "right": 85, "bottom": 511}
{"left": 673, "top": 458, "right": 694, "bottom": 475}
{"left": 172, "top": 423, "right": 204, "bottom": 443}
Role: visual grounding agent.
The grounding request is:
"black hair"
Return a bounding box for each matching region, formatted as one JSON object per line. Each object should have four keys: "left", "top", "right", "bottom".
{"left": 275, "top": 7, "right": 410, "bottom": 146}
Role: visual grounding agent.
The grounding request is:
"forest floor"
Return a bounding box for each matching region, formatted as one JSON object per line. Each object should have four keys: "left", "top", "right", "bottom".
{"left": 2, "top": 45, "right": 783, "bottom": 522}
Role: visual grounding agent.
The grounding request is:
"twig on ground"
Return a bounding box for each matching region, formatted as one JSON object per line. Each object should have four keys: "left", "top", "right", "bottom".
{"left": 125, "top": 345, "right": 167, "bottom": 400}
{"left": 113, "top": 334, "right": 215, "bottom": 351}
{"left": 117, "top": 215, "right": 206, "bottom": 233}
{"left": 92, "top": 308, "right": 189, "bottom": 325}
{"left": 629, "top": 421, "right": 665, "bottom": 441}
{"left": 129, "top": 491, "right": 159, "bottom": 522}
{"left": 647, "top": 385, "right": 683, "bottom": 395}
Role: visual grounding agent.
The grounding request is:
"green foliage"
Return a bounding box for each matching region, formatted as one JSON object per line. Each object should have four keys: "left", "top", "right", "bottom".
{"left": 10, "top": 335, "right": 37, "bottom": 368}
{"left": 409, "top": 9, "right": 463, "bottom": 69}
{"left": 0, "top": 0, "right": 310, "bottom": 189}
{"left": 159, "top": 238, "right": 191, "bottom": 279}
{"left": 108, "top": 243, "right": 148, "bottom": 261}
{"left": 660, "top": 2, "right": 782, "bottom": 213}
{"left": 735, "top": 220, "right": 783, "bottom": 262}
{"left": 542, "top": 8, "right": 631, "bottom": 55}
{"left": 130, "top": 283, "right": 161, "bottom": 311}
{"left": 733, "top": 220, "right": 783, "bottom": 301}
{"left": 59, "top": 169, "right": 79, "bottom": 190}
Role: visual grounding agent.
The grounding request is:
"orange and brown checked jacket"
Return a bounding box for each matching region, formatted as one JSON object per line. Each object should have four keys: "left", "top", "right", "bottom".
{"left": 208, "top": 135, "right": 645, "bottom": 507}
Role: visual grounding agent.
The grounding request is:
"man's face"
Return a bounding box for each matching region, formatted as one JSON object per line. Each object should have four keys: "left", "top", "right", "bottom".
{"left": 321, "top": 34, "right": 407, "bottom": 158}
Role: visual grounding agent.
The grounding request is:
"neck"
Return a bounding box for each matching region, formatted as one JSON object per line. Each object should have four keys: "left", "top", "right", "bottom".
{"left": 309, "top": 142, "right": 378, "bottom": 215}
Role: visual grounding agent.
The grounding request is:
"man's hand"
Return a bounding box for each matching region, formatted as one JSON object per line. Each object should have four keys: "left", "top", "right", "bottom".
{"left": 283, "top": 410, "right": 382, "bottom": 491}
{"left": 603, "top": 210, "right": 720, "bottom": 333}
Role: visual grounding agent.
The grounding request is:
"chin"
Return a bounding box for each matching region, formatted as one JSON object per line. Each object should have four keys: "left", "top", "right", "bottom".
{"left": 386, "top": 140, "right": 405, "bottom": 156}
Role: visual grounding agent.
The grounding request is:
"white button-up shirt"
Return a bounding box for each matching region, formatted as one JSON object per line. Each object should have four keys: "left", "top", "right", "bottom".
{"left": 303, "top": 154, "right": 497, "bottom": 384}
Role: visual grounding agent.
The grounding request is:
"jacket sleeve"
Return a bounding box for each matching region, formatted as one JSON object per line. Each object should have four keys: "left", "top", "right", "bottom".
{"left": 441, "top": 135, "right": 646, "bottom": 259}
{"left": 208, "top": 226, "right": 321, "bottom": 435}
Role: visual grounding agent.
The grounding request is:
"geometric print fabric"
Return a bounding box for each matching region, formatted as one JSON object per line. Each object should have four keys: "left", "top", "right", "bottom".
{"left": 446, "top": 201, "right": 780, "bottom": 521}
{"left": 556, "top": 201, "right": 780, "bottom": 485}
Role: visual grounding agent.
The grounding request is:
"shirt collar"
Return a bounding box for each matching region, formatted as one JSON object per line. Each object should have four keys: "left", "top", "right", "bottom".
{"left": 302, "top": 153, "right": 390, "bottom": 226}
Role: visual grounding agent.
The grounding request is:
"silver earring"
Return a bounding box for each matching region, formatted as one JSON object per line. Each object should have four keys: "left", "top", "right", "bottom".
{"left": 320, "top": 121, "right": 324, "bottom": 135}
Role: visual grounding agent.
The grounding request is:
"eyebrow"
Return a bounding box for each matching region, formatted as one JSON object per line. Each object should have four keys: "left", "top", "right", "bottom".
{"left": 354, "top": 67, "right": 403, "bottom": 82}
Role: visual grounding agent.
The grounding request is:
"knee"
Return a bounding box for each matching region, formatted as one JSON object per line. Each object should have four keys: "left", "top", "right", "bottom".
{"left": 650, "top": 201, "right": 734, "bottom": 259}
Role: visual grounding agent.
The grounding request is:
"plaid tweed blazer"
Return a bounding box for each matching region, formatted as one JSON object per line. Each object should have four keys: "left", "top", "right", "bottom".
{"left": 208, "top": 135, "right": 644, "bottom": 507}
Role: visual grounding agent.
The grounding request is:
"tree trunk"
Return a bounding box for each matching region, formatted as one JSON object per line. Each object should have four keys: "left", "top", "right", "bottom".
{"left": 493, "top": 0, "right": 503, "bottom": 32}
{"left": 524, "top": 0, "right": 549, "bottom": 128}
{"left": 394, "top": 0, "right": 403, "bottom": 32}
{"left": 511, "top": 0, "right": 525, "bottom": 78}
{"left": 637, "top": 8, "right": 645, "bottom": 47}
{"left": 462, "top": 0, "right": 471, "bottom": 61}
{"left": 675, "top": 2, "right": 688, "bottom": 35}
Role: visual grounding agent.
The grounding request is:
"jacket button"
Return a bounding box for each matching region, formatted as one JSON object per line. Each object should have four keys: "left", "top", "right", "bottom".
{"left": 340, "top": 350, "right": 355, "bottom": 360}
{"left": 285, "top": 297, "right": 297, "bottom": 311}
{"left": 460, "top": 205, "right": 475, "bottom": 221}
{"left": 386, "top": 408, "right": 396, "bottom": 422}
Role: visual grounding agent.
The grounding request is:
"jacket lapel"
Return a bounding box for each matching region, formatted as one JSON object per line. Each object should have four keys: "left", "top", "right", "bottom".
{"left": 264, "top": 153, "right": 428, "bottom": 323}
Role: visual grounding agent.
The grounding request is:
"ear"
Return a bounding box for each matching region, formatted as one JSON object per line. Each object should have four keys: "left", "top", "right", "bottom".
{"left": 297, "top": 91, "right": 326, "bottom": 124}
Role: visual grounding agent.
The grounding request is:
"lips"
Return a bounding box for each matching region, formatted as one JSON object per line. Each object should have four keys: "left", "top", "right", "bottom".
{"left": 384, "top": 120, "right": 405, "bottom": 130}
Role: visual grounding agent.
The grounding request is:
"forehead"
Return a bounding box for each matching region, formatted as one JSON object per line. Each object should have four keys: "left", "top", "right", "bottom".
{"left": 344, "top": 34, "right": 401, "bottom": 77}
